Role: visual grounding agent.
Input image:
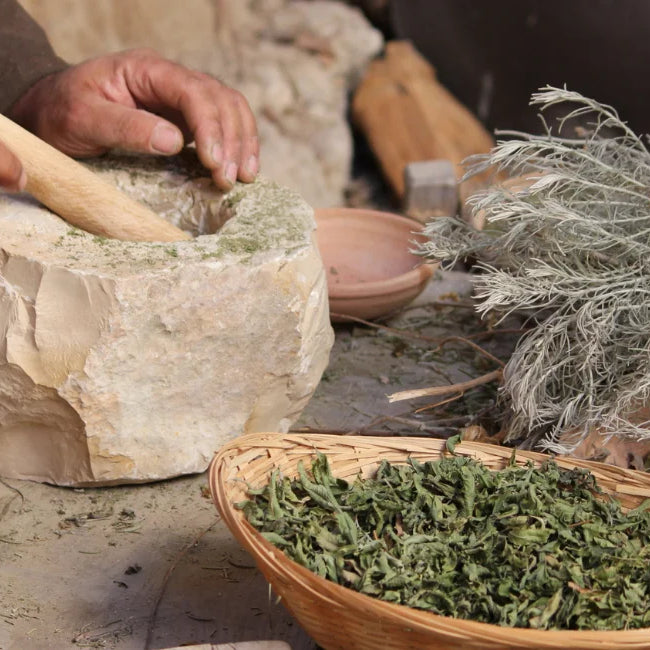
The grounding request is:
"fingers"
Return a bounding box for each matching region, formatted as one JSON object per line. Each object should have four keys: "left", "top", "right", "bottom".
{"left": 66, "top": 100, "right": 185, "bottom": 157}
{"left": 9, "top": 61, "right": 185, "bottom": 159}
{"left": 237, "top": 106, "right": 260, "bottom": 184}
{"left": 192, "top": 91, "right": 245, "bottom": 189}
{"left": 120, "top": 51, "right": 259, "bottom": 190}
{"left": 8, "top": 48, "right": 260, "bottom": 191}
{"left": 0, "top": 141, "right": 26, "bottom": 192}
{"left": 193, "top": 90, "right": 259, "bottom": 187}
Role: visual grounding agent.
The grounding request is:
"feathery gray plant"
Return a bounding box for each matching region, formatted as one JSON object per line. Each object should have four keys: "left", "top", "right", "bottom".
{"left": 419, "top": 87, "right": 650, "bottom": 453}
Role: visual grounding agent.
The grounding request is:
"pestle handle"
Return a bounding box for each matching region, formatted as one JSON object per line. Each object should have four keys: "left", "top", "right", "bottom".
{"left": 0, "top": 113, "right": 190, "bottom": 242}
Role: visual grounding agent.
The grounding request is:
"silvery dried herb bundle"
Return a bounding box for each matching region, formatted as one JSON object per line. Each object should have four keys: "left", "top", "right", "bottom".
{"left": 240, "top": 453, "right": 650, "bottom": 630}
{"left": 418, "top": 87, "right": 650, "bottom": 453}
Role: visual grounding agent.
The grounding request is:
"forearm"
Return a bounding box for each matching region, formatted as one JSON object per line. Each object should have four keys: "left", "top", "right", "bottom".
{"left": 0, "top": 0, "right": 68, "bottom": 115}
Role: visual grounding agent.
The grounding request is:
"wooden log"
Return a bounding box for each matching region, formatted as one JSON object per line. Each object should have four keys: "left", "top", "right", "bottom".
{"left": 352, "top": 41, "right": 496, "bottom": 209}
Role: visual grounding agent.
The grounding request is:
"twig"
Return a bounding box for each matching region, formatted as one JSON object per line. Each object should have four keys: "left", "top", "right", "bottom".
{"left": 399, "top": 299, "right": 478, "bottom": 311}
{"left": 357, "top": 414, "right": 449, "bottom": 432}
{"left": 330, "top": 303, "right": 477, "bottom": 326}
{"left": 331, "top": 312, "right": 522, "bottom": 366}
{"left": 185, "top": 611, "right": 215, "bottom": 622}
{"left": 72, "top": 619, "right": 131, "bottom": 646}
{"left": 0, "top": 478, "right": 25, "bottom": 520}
{"left": 145, "top": 518, "right": 220, "bottom": 649}
{"left": 356, "top": 407, "right": 448, "bottom": 431}
{"left": 388, "top": 369, "right": 503, "bottom": 403}
{"left": 331, "top": 311, "right": 525, "bottom": 343}
{"left": 414, "top": 392, "right": 466, "bottom": 413}
{"left": 291, "top": 426, "right": 412, "bottom": 437}
{"left": 465, "top": 327, "right": 530, "bottom": 341}
{"left": 331, "top": 312, "right": 520, "bottom": 345}
{"left": 226, "top": 556, "right": 256, "bottom": 570}
{"left": 290, "top": 424, "right": 455, "bottom": 437}
{"left": 292, "top": 405, "right": 496, "bottom": 437}
{"left": 431, "top": 335, "right": 505, "bottom": 367}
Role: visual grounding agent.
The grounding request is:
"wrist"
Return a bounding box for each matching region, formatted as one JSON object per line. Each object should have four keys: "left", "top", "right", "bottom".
{"left": 7, "top": 68, "right": 65, "bottom": 135}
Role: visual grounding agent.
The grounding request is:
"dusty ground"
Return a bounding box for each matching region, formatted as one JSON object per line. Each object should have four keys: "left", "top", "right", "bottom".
{"left": 0, "top": 270, "right": 513, "bottom": 650}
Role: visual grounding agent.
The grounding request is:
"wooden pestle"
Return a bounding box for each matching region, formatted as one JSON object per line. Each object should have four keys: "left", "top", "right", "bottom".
{"left": 0, "top": 113, "right": 190, "bottom": 242}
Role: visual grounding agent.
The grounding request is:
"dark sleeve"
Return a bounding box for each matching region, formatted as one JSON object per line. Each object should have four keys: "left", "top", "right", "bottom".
{"left": 0, "top": 0, "right": 68, "bottom": 114}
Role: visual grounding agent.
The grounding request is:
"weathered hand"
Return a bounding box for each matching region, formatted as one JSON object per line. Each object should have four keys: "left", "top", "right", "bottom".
{"left": 0, "top": 140, "right": 25, "bottom": 192}
{"left": 8, "top": 48, "right": 259, "bottom": 190}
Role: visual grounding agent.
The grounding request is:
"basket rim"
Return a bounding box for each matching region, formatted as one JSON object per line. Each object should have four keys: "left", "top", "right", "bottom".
{"left": 209, "top": 432, "right": 650, "bottom": 643}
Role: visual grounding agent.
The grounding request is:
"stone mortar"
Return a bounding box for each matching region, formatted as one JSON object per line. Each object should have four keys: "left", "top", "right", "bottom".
{"left": 0, "top": 152, "right": 333, "bottom": 485}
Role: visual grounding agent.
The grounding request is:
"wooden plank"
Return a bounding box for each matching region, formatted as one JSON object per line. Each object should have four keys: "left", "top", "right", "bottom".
{"left": 352, "top": 41, "right": 496, "bottom": 207}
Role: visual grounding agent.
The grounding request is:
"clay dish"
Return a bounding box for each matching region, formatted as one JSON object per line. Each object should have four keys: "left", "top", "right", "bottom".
{"left": 315, "top": 207, "right": 437, "bottom": 322}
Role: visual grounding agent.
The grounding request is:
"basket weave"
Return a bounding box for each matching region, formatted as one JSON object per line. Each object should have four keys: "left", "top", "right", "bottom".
{"left": 209, "top": 433, "right": 650, "bottom": 650}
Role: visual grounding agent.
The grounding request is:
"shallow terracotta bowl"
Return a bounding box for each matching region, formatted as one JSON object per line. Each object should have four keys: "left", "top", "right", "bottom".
{"left": 314, "top": 207, "right": 436, "bottom": 322}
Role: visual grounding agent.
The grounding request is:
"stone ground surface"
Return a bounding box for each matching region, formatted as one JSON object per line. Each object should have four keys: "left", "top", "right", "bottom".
{"left": 0, "top": 269, "right": 518, "bottom": 650}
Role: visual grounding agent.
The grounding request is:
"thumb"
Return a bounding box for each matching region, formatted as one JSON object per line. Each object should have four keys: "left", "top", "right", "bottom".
{"left": 0, "top": 140, "right": 26, "bottom": 192}
{"left": 77, "top": 100, "right": 184, "bottom": 155}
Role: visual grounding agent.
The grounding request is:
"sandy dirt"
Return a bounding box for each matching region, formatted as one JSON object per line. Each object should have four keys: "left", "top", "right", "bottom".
{"left": 0, "top": 270, "right": 512, "bottom": 650}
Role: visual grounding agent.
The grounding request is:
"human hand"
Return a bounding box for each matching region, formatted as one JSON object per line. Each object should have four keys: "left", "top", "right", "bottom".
{"left": 8, "top": 48, "right": 258, "bottom": 191}
{"left": 0, "top": 140, "right": 26, "bottom": 192}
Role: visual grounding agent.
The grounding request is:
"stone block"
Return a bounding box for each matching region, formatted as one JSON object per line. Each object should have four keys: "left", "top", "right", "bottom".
{"left": 403, "top": 159, "right": 459, "bottom": 222}
{"left": 0, "top": 154, "right": 333, "bottom": 485}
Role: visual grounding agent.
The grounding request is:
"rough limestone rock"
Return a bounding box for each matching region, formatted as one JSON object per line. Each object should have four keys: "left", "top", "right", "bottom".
{"left": 20, "top": 0, "right": 383, "bottom": 207}
{"left": 0, "top": 153, "right": 333, "bottom": 485}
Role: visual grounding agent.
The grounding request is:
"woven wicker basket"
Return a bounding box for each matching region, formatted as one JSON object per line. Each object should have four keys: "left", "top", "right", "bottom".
{"left": 209, "top": 433, "right": 650, "bottom": 650}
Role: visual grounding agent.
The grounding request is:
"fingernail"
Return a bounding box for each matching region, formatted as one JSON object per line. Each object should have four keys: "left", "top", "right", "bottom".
{"left": 246, "top": 155, "right": 259, "bottom": 177}
{"left": 151, "top": 124, "right": 182, "bottom": 154}
{"left": 225, "top": 162, "right": 237, "bottom": 186}
{"left": 211, "top": 143, "right": 223, "bottom": 165}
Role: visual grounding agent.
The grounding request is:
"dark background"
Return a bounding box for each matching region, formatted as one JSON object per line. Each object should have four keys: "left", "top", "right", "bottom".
{"left": 390, "top": 1, "right": 647, "bottom": 135}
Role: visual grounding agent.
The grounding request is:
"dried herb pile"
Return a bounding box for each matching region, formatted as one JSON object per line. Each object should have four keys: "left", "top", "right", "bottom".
{"left": 240, "top": 453, "right": 650, "bottom": 630}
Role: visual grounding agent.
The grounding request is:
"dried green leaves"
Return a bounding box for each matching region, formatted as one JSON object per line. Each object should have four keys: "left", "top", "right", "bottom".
{"left": 240, "top": 454, "right": 650, "bottom": 630}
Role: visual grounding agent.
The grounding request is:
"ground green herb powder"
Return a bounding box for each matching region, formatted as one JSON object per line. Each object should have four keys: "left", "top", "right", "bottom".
{"left": 239, "top": 453, "right": 650, "bottom": 630}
